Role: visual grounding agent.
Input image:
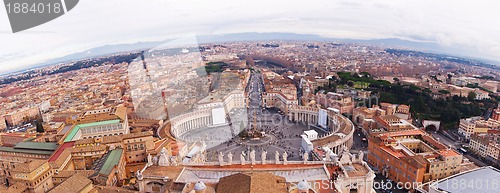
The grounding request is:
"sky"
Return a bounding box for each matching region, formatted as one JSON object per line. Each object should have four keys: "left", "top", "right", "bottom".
{"left": 0, "top": 0, "right": 499, "bottom": 75}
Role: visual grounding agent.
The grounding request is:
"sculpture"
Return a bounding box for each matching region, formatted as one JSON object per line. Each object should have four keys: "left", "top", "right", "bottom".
{"left": 147, "top": 153, "right": 153, "bottom": 166}
{"left": 228, "top": 152, "right": 233, "bottom": 165}
{"left": 240, "top": 152, "right": 246, "bottom": 165}
{"left": 303, "top": 152, "right": 309, "bottom": 163}
{"left": 136, "top": 169, "right": 143, "bottom": 180}
{"left": 250, "top": 149, "right": 256, "bottom": 165}
{"left": 261, "top": 150, "right": 267, "bottom": 164}
{"left": 200, "top": 153, "right": 206, "bottom": 163}
{"left": 358, "top": 150, "right": 364, "bottom": 162}
{"left": 275, "top": 151, "right": 280, "bottom": 164}
{"left": 218, "top": 152, "right": 224, "bottom": 166}
{"left": 339, "top": 146, "right": 352, "bottom": 164}
{"left": 283, "top": 151, "right": 288, "bottom": 165}
{"left": 158, "top": 148, "right": 170, "bottom": 166}
{"left": 170, "top": 156, "right": 178, "bottom": 166}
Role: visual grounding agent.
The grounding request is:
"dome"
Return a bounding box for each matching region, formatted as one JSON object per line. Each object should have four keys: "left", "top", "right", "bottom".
{"left": 297, "top": 180, "right": 310, "bottom": 190}
{"left": 194, "top": 181, "right": 206, "bottom": 191}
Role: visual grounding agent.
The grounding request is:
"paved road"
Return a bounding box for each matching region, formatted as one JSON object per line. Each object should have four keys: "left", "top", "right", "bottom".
{"left": 427, "top": 130, "right": 488, "bottom": 167}
{"left": 352, "top": 127, "right": 368, "bottom": 151}
{"left": 206, "top": 71, "right": 315, "bottom": 161}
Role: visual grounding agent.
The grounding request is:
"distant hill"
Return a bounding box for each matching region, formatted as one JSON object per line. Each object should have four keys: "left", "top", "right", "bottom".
{"left": 26, "top": 32, "right": 498, "bottom": 72}
{"left": 36, "top": 41, "right": 166, "bottom": 67}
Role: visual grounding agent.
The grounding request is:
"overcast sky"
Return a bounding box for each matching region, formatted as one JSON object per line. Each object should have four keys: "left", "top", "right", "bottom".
{"left": 0, "top": 0, "right": 499, "bottom": 75}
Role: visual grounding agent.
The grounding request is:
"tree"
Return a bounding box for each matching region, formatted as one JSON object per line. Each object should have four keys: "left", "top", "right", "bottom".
{"left": 239, "top": 129, "right": 248, "bottom": 138}
{"left": 467, "top": 91, "right": 477, "bottom": 101}
{"left": 35, "top": 120, "right": 44, "bottom": 133}
{"left": 439, "top": 90, "right": 451, "bottom": 95}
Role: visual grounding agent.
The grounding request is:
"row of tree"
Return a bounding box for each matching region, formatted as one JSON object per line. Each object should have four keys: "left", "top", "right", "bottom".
{"left": 335, "top": 72, "right": 496, "bottom": 129}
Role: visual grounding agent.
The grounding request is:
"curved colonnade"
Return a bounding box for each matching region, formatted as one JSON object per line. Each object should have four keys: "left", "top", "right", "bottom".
{"left": 288, "top": 106, "right": 354, "bottom": 155}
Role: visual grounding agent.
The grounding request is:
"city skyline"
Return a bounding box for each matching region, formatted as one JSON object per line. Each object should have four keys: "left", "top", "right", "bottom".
{"left": 1, "top": 0, "right": 500, "bottom": 75}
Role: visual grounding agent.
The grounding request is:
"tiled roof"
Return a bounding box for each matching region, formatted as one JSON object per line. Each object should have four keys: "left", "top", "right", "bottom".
{"left": 49, "top": 148, "right": 72, "bottom": 169}
{"left": 217, "top": 172, "right": 288, "bottom": 193}
{"left": 74, "top": 138, "right": 95, "bottom": 145}
{"left": 49, "top": 141, "right": 74, "bottom": 162}
{"left": 3, "top": 182, "right": 28, "bottom": 193}
{"left": 72, "top": 145, "right": 107, "bottom": 153}
{"left": 122, "top": 131, "right": 153, "bottom": 139}
{"left": 92, "top": 186, "right": 139, "bottom": 193}
{"left": 48, "top": 173, "right": 92, "bottom": 193}
{"left": 11, "top": 160, "right": 46, "bottom": 173}
{"left": 53, "top": 170, "right": 96, "bottom": 178}
{"left": 102, "top": 135, "right": 122, "bottom": 144}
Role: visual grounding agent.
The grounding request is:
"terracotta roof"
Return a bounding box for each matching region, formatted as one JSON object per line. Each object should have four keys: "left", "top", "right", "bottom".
{"left": 53, "top": 170, "right": 96, "bottom": 178}
{"left": 92, "top": 186, "right": 139, "bottom": 193}
{"left": 114, "top": 105, "right": 128, "bottom": 121}
{"left": 439, "top": 149, "right": 460, "bottom": 157}
{"left": 74, "top": 138, "right": 95, "bottom": 145}
{"left": 50, "top": 148, "right": 72, "bottom": 169}
{"left": 102, "top": 135, "right": 122, "bottom": 144}
{"left": 11, "top": 160, "right": 46, "bottom": 173}
{"left": 142, "top": 166, "right": 184, "bottom": 179}
{"left": 48, "top": 141, "right": 75, "bottom": 162}
{"left": 72, "top": 145, "right": 107, "bottom": 153}
{"left": 122, "top": 131, "right": 153, "bottom": 139}
{"left": 217, "top": 172, "right": 288, "bottom": 193}
{"left": 401, "top": 156, "right": 426, "bottom": 169}
{"left": 48, "top": 173, "right": 92, "bottom": 193}
{"left": 3, "top": 182, "right": 28, "bottom": 193}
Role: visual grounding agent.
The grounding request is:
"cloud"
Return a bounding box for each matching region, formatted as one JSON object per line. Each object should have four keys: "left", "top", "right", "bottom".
{"left": 0, "top": 0, "right": 499, "bottom": 74}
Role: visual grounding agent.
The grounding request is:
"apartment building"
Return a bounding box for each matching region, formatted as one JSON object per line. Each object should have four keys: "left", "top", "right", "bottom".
{"left": 458, "top": 117, "right": 500, "bottom": 140}
{"left": 368, "top": 129, "right": 462, "bottom": 185}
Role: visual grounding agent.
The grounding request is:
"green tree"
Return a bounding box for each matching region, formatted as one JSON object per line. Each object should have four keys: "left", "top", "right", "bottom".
{"left": 438, "top": 90, "right": 450, "bottom": 94}
{"left": 35, "top": 120, "right": 44, "bottom": 133}
{"left": 467, "top": 91, "right": 477, "bottom": 101}
{"left": 239, "top": 130, "right": 248, "bottom": 138}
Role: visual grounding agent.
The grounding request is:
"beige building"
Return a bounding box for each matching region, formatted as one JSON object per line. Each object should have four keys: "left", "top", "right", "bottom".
{"left": 122, "top": 132, "right": 155, "bottom": 164}
{"left": 73, "top": 131, "right": 156, "bottom": 164}
{"left": 261, "top": 71, "right": 298, "bottom": 114}
{"left": 469, "top": 132, "right": 500, "bottom": 164}
{"left": 315, "top": 92, "right": 355, "bottom": 114}
{"left": 458, "top": 117, "right": 496, "bottom": 139}
{"left": 0, "top": 142, "right": 57, "bottom": 186}
{"left": 61, "top": 106, "right": 129, "bottom": 143}
{"left": 0, "top": 133, "right": 37, "bottom": 147}
{"left": 0, "top": 116, "right": 7, "bottom": 131}
{"left": 4, "top": 106, "right": 40, "bottom": 126}
{"left": 9, "top": 160, "right": 54, "bottom": 193}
